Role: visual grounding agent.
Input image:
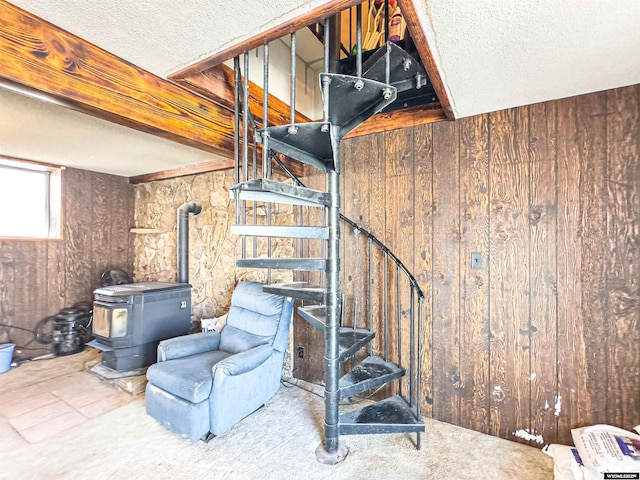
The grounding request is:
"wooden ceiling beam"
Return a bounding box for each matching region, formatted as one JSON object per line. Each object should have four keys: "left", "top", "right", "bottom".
{"left": 398, "top": 0, "right": 455, "bottom": 120}
{"left": 344, "top": 104, "right": 446, "bottom": 138}
{"left": 129, "top": 159, "right": 235, "bottom": 185}
{"left": 176, "top": 63, "right": 312, "bottom": 128}
{"left": 0, "top": 1, "right": 236, "bottom": 160}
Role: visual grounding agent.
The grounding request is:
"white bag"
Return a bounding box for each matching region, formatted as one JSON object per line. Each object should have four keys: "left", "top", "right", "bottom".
{"left": 543, "top": 444, "right": 600, "bottom": 480}
{"left": 571, "top": 424, "right": 640, "bottom": 474}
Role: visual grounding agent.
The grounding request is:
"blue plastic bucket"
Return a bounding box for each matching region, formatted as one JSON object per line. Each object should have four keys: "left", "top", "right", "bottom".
{"left": 0, "top": 343, "right": 15, "bottom": 374}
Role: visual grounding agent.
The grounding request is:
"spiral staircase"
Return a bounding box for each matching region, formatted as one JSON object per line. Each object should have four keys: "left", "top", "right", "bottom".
{"left": 229, "top": 18, "right": 427, "bottom": 464}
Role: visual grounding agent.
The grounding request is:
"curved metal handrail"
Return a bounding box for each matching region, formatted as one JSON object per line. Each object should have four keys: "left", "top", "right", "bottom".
{"left": 339, "top": 215, "right": 424, "bottom": 300}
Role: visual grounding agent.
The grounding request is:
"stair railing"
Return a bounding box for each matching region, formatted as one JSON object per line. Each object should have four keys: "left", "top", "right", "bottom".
{"left": 271, "top": 151, "right": 425, "bottom": 447}
{"left": 341, "top": 213, "right": 424, "bottom": 442}
{"left": 232, "top": 4, "right": 425, "bottom": 455}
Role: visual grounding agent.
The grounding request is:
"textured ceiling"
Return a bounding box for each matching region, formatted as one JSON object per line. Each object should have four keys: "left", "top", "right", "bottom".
{"left": 416, "top": 0, "right": 640, "bottom": 118}
{"left": 9, "top": 0, "right": 334, "bottom": 77}
{"left": 0, "top": 88, "right": 222, "bottom": 177}
{"left": 2, "top": 0, "right": 639, "bottom": 176}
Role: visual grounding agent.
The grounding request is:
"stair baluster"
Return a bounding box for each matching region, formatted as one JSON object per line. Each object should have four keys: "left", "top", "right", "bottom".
{"left": 417, "top": 296, "right": 423, "bottom": 449}
{"left": 384, "top": 251, "right": 389, "bottom": 361}
{"left": 241, "top": 52, "right": 250, "bottom": 259}
{"left": 233, "top": 56, "right": 241, "bottom": 225}
{"left": 397, "top": 264, "right": 402, "bottom": 398}
{"left": 356, "top": 3, "right": 362, "bottom": 77}
{"left": 263, "top": 43, "right": 272, "bottom": 284}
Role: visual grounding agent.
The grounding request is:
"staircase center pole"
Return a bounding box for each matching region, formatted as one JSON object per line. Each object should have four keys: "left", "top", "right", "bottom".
{"left": 328, "top": 13, "right": 342, "bottom": 74}
{"left": 324, "top": 166, "right": 340, "bottom": 450}
{"left": 315, "top": 13, "right": 348, "bottom": 465}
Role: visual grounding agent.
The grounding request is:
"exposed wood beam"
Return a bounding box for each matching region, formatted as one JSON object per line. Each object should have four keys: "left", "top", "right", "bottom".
{"left": 0, "top": 154, "right": 65, "bottom": 171}
{"left": 169, "top": 0, "right": 363, "bottom": 80}
{"left": 175, "top": 64, "right": 312, "bottom": 128}
{"left": 0, "top": 1, "right": 235, "bottom": 160}
{"left": 129, "top": 159, "right": 235, "bottom": 184}
{"left": 398, "top": 0, "right": 455, "bottom": 120}
{"left": 344, "top": 105, "right": 446, "bottom": 138}
{"left": 129, "top": 154, "right": 303, "bottom": 184}
{"left": 175, "top": 63, "right": 307, "bottom": 178}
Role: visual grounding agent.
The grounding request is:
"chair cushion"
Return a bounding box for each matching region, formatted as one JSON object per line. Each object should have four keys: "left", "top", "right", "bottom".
{"left": 147, "top": 350, "right": 232, "bottom": 404}
{"left": 219, "top": 324, "right": 272, "bottom": 354}
{"left": 219, "top": 282, "right": 285, "bottom": 354}
{"left": 231, "top": 281, "right": 284, "bottom": 316}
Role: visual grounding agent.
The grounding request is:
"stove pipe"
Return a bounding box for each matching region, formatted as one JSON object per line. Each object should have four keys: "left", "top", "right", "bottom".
{"left": 177, "top": 202, "right": 202, "bottom": 284}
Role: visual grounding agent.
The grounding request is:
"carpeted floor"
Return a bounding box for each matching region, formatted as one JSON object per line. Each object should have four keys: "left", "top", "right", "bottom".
{"left": 0, "top": 351, "right": 553, "bottom": 480}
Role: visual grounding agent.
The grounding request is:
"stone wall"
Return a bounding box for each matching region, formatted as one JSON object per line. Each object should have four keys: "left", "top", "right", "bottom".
{"left": 133, "top": 169, "right": 295, "bottom": 373}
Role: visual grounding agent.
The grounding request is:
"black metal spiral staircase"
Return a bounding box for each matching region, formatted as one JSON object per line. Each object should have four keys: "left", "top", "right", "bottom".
{"left": 229, "top": 15, "right": 427, "bottom": 464}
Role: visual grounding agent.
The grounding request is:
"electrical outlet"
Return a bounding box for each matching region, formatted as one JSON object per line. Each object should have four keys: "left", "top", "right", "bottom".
{"left": 297, "top": 346, "right": 305, "bottom": 358}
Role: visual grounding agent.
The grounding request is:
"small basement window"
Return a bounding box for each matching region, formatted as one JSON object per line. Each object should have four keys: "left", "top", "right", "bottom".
{"left": 0, "top": 158, "right": 62, "bottom": 239}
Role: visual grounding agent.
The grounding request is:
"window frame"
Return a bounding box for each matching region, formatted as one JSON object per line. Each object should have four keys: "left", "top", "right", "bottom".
{"left": 0, "top": 157, "right": 63, "bottom": 240}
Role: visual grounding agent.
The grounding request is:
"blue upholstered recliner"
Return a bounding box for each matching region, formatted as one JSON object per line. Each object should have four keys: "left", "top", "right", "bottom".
{"left": 145, "top": 281, "right": 293, "bottom": 441}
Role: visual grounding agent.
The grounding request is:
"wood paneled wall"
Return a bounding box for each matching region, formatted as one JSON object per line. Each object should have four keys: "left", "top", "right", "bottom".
{"left": 0, "top": 168, "right": 133, "bottom": 357}
{"left": 295, "top": 84, "right": 640, "bottom": 445}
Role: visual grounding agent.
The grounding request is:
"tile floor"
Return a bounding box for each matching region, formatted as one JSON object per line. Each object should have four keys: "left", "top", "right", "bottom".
{"left": 0, "top": 350, "right": 134, "bottom": 443}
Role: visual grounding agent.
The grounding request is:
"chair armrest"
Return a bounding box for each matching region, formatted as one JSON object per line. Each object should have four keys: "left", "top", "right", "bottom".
{"left": 214, "top": 344, "right": 273, "bottom": 376}
{"left": 157, "top": 331, "right": 221, "bottom": 362}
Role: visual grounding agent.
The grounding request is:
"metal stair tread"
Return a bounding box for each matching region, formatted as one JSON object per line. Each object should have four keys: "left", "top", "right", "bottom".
{"left": 362, "top": 41, "right": 428, "bottom": 93}
{"left": 320, "top": 73, "right": 397, "bottom": 137}
{"left": 339, "top": 395, "right": 424, "bottom": 435}
{"left": 297, "top": 304, "right": 328, "bottom": 330}
{"left": 259, "top": 122, "right": 338, "bottom": 173}
{"left": 338, "top": 329, "right": 375, "bottom": 362}
{"left": 339, "top": 355, "right": 404, "bottom": 400}
{"left": 298, "top": 303, "right": 370, "bottom": 333}
{"left": 231, "top": 225, "right": 329, "bottom": 239}
{"left": 298, "top": 305, "right": 375, "bottom": 358}
{"left": 230, "top": 178, "right": 329, "bottom": 207}
{"left": 265, "top": 283, "right": 326, "bottom": 302}
{"left": 236, "top": 257, "right": 327, "bottom": 271}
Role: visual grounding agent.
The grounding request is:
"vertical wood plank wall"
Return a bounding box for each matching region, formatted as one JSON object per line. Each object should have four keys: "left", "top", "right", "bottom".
{"left": 295, "top": 84, "right": 640, "bottom": 445}
{"left": 0, "top": 168, "right": 134, "bottom": 356}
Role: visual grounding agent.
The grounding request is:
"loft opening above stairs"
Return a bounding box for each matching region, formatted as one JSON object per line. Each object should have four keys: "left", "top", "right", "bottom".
{"left": 307, "top": 8, "right": 439, "bottom": 115}
{"left": 338, "top": 40, "right": 438, "bottom": 113}
{"left": 303, "top": 1, "right": 444, "bottom": 120}
{"left": 172, "top": 0, "right": 446, "bottom": 141}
